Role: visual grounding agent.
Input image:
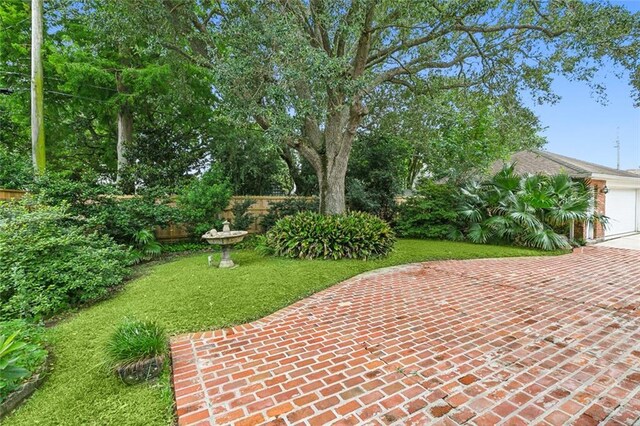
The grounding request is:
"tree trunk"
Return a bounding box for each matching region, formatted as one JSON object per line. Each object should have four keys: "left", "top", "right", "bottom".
{"left": 299, "top": 132, "right": 352, "bottom": 215}
{"left": 31, "top": 0, "right": 45, "bottom": 173}
{"left": 116, "top": 104, "right": 133, "bottom": 190}
{"left": 317, "top": 156, "right": 349, "bottom": 215}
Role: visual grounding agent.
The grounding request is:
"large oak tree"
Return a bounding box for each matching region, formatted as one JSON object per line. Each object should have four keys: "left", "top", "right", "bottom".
{"left": 167, "top": 0, "right": 640, "bottom": 214}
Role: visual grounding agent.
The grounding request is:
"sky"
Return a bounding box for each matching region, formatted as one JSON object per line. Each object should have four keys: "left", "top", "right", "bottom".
{"left": 525, "top": 0, "right": 640, "bottom": 171}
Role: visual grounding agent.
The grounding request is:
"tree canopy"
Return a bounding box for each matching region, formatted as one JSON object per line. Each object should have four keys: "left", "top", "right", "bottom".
{"left": 2, "top": 0, "right": 640, "bottom": 208}
{"left": 163, "top": 0, "right": 640, "bottom": 213}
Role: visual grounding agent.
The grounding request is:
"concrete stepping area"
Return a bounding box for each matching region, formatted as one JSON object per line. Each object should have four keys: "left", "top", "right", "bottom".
{"left": 171, "top": 247, "right": 640, "bottom": 425}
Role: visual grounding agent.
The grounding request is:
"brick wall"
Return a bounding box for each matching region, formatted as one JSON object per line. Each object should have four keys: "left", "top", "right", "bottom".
{"left": 591, "top": 179, "right": 606, "bottom": 240}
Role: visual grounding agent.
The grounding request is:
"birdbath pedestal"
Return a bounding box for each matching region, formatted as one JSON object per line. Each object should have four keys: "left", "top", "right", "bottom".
{"left": 201, "top": 221, "right": 248, "bottom": 268}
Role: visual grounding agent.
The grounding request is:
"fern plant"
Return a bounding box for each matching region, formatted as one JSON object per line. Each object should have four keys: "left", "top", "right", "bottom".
{"left": 130, "top": 229, "right": 162, "bottom": 264}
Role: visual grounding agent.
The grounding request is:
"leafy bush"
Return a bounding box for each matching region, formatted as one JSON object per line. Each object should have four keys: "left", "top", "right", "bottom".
{"left": 105, "top": 319, "right": 167, "bottom": 367}
{"left": 0, "top": 201, "right": 130, "bottom": 320}
{"left": 230, "top": 198, "right": 254, "bottom": 231}
{"left": 0, "top": 321, "right": 47, "bottom": 401}
{"left": 29, "top": 173, "right": 179, "bottom": 245}
{"left": 457, "top": 166, "right": 603, "bottom": 250}
{"left": 260, "top": 198, "right": 318, "bottom": 231}
{"left": 177, "top": 168, "right": 232, "bottom": 237}
{"left": 395, "top": 180, "right": 462, "bottom": 239}
{"left": 0, "top": 148, "right": 32, "bottom": 190}
{"left": 264, "top": 211, "right": 395, "bottom": 260}
{"left": 346, "top": 133, "right": 408, "bottom": 221}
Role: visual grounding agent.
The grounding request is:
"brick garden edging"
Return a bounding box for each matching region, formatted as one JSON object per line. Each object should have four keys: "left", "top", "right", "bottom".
{"left": 171, "top": 247, "right": 640, "bottom": 425}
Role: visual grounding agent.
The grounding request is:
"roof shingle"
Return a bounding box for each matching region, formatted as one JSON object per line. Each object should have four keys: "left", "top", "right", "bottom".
{"left": 491, "top": 150, "right": 640, "bottom": 179}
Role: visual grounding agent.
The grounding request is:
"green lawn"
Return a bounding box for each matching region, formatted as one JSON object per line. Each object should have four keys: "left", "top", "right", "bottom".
{"left": 4, "top": 240, "right": 562, "bottom": 426}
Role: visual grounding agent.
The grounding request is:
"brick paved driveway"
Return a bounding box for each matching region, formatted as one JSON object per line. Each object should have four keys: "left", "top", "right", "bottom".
{"left": 171, "top": 247, "right": 640, "bottom": 426}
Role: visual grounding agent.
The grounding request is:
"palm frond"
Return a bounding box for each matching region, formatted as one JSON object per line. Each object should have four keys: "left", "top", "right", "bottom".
{"left": 523, "top": 228, "right": 571, "bottom": 250}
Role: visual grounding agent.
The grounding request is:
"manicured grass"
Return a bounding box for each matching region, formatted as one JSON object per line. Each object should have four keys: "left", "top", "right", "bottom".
{"left": 4, "top": 240, "right": 561, "bottom": 425}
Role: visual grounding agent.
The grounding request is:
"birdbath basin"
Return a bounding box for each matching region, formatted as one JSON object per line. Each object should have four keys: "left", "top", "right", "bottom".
{"left": 202, "top": 221, "right": 248, "bottom": 268}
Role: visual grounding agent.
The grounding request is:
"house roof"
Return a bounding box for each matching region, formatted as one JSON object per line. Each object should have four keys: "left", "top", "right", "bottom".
{"left": 491, "top": 150, "right": 640, "bottom": 179}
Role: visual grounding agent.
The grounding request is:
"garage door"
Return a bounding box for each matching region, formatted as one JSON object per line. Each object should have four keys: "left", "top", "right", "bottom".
{"left": 605, "top": 188, "right": 637, "bottom": 237}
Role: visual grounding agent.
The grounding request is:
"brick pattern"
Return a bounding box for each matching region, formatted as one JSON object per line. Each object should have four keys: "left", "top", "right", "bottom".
{"left": 589, "top": 179, "right": 607, "bottom": 240}
{"left": 171, "top": 247, "right": 640, "bottom": 425}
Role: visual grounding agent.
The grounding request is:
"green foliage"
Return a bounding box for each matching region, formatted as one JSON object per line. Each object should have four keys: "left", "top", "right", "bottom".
{"left": 0, "top": 148, "right": 32, "bottom": 190}
{"left": 346, "top": 133, "right": 408, "bottom": 221}
{"left": 265, "top": 212, "right": 395, "bottom": 260}
{"left": 209, "top": 122, "right": 292, "bottom": 195}
{"left": 177, "top": 168, "right": 232, "bottom": 237}
{"left": 366, "top": 88, "right": 545, "bottom": 185}
{"left": 130, "top": 230, "right": 162, "bottom": 264}
{"left": 230, "top": 199, "right": 255, "bottom": 231}
{"left": 395, "top": 180, "right": 462, "bottom": 239}
{"left": 29, "top": 173, "right": 178, "bottom": 246}
{"left": 105, "top": 319, "right": 167, "bottom": 367}
{"left": 457, "top": 166, "right": 601, "bottom": 250}
{"left": 0, "top": 321, "right": 47, "bottom": 402}
{"left": 166, "top": 0, "right": 640, "bottom": 214}
{"left": 260, "top": 198, "right": 318, "bottom": 231}
{"left": 160, "top": 242, "right": 210, "bottom": 253}
{"left": 0, "top": 333, "right": 30, "bottom": 393}
{"left": 0, "top": 201, "right": 129, "bottom": 320}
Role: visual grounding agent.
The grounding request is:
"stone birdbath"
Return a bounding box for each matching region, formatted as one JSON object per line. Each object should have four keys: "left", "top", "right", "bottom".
{"left": 201, "top": 221, "right": 248, "bottom": 268}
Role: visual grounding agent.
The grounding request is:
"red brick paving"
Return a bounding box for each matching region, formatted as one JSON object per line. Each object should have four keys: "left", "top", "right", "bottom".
{"left": 171, "top": 247, "right": 640, "bottom": 425}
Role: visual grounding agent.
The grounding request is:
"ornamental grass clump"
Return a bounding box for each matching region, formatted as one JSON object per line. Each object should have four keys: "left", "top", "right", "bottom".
{"left": 105, "top": 319, "right": 167, "bottom": 384}
{"left": 264, "top": 211, "right": 395, "bottom": 260}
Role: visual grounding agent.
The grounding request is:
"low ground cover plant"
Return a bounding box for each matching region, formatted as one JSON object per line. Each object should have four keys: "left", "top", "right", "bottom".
{"left": 0, "top": 321, "right": 47, "bottom": 402}
{"left": 264, "top": 211, "right": 395, "bottom": 260}
{"left": 161, "top": 241, "right": 211, "bottom": 253}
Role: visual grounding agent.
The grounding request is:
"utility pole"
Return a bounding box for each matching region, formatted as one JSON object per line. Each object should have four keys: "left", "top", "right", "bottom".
{"left": 31, "top": 0, "right": 45, "bottom": 173}
{"left": 614, "top": 127, "right": 620, "bottom": 170}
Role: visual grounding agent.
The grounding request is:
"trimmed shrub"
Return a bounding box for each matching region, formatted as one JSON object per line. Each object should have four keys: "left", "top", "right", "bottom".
{"left": 395, "top": 180, "right": 462, "bottom": 239}
{"left": 0, "top": 201, "right": 129, "bottom": 320}
{"left": 264, "top": 211, "right": 395, "bottom": 260}
{"left": 105, "top": 319, "right": 167, "bottom": 368}
{"left": 260, "top": 198, "right": 318, "bottom": 231}
{"left": 160, "top": 241, "right": 210, "bottom": 253}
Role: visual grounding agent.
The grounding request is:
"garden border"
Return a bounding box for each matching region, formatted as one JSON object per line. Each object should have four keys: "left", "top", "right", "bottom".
{"left": 0, "top": 350, "right": 52, "bottom": 419}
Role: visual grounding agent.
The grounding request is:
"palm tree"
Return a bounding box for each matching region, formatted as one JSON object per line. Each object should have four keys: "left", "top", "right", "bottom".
{"left": 457, "top": 165, "right": 606, "bottom": 250}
